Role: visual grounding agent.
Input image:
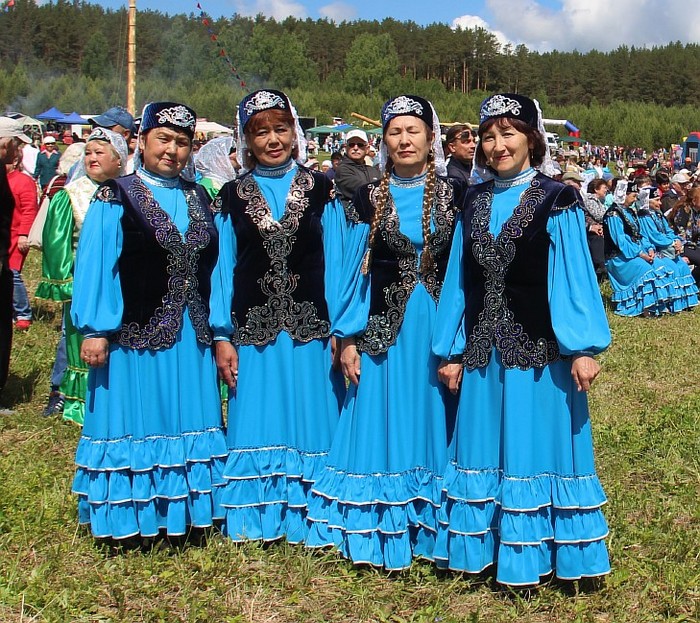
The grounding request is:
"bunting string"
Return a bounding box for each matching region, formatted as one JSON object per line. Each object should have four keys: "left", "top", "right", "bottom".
{"left": 196, "top": 2, "right": 249, "bottom": 92}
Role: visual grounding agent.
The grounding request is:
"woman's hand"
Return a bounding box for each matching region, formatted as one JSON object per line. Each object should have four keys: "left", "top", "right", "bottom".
{"left": 80, "top": 337, "right": 109, "bottom": 368}
{"left": 215, "top": 341, "right": 239, "bottom": 390}
{"left": 639, "top": 251, "right": 653, "bottom": 263}
{"left": 17, "top": 235, "right": 29, "bottom": 254}
{"left": 571, "top": 355, "right": 601, "bottom": 392}
{"left": 438, "top": 360, "right": 463, "bottom": 395}
{"left": 340, "top": 338, "right": 361, "bottom": 385}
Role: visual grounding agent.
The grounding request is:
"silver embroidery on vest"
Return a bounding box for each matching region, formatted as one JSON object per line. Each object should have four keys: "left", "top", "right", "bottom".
{"left": 463, "top": 178, "right": 560, "bottom": 370}
{"left": 116, "top": 178, "right": 212, "bottom": 349}
{"left": 356, "top": 178, "right": 455, "bottom": 355}
{"left": 233, "top": 168, "right": 330, "bottom": 346}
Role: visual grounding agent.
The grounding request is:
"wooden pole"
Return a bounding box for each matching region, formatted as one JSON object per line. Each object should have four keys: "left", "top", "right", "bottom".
{"left": 127, "top": 0, "right": 136, "bottom": 115}
{"left": 350, "top": 112, "right": 381, "bottom": 127}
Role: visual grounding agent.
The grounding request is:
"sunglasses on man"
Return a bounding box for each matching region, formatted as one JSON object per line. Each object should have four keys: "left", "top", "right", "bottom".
{"left": 451, "top": 130, "right": 478, "bottom": 144}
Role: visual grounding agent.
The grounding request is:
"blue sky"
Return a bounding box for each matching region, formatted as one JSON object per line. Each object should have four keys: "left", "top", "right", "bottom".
{"left": 87, "top": 1, "right": 700, "bottom": 53}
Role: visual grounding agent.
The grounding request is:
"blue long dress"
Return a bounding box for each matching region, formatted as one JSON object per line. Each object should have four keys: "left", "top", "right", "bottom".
{"left": 433, "top": 168, "right": 612, "bottom": 586}
{"left": 638, "top": 209, "right": 698, "bottom": 312}
{"left": 604, "top": 204, "right": 674, "bottom": 316}
{"left": 71, "top": 168, "right": 227, "bottom": 539}
{"left": 209, "top": 161, "right": 346, "bottom": 544}
{"left": 307, "top": 172, "right": 459, "bottom": 570}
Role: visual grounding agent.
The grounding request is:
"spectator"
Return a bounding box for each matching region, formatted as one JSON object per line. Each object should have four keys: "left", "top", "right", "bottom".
{"left": 21, "top": 139, "right": 39, "bottom": 178}
{"left": 34, "top": 136, "right": 60, "bottom": 191}
{"left": 5, "top": 129, "right": 38, "bottom": 330}
{"left": 444, "top": 123, "right": 476, "bottom": 183}
{"left": 325, "top": 151, "right": 341, "bottom": 181}
{"left": 665, "top": 172, "right": 691, "bottom": 227}
{"left": 582, "top": 178, "right": 609, "bottom": 280}
{"left": 604, "top": 180, "right": 674, "bottom": 316}
{"left": 90, "top": 106, "right": 137, "bottom": 172}
{"left": 637, "top": 186, "right": 698, "bottom": 311}
{"left": 0, "top": 120, "right": 20, "bottom": 413}
{"left": 334, "top": 129, "right": 380, "bottom": 208}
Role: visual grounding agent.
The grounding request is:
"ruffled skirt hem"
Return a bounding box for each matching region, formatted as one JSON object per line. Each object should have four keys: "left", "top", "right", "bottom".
{"left": 219, "top": 446, "right": 328, "bottom": 544}
{"left": 609, "top": 263, "right": 675, "bottom": 316}
{"left": 434, "top": 463, "right": 611, "bottom": 585}
{"left": 306, "top": 466, "right": 444, "bottom": 570}
{"left": 73, "top": 427, "right": 228, "bottom": 539}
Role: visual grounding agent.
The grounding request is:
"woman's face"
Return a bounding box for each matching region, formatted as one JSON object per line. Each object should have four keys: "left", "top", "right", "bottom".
{"left": 594, "top": 184, "right": 608, "bottom": 200}
{"left": 84, "top": 140, "right": 121, "bottom": 183}
{"left": 248, "top": 119, "right": 294, "bottom": 168}
{"left": 480, "top": 121, "right": 531, "bottom": 178}
{"left": 384, "top": 116, "right": 432, "bottom": 177}
{"left": 139, "top": 127, "right": 192, "bottom": 178}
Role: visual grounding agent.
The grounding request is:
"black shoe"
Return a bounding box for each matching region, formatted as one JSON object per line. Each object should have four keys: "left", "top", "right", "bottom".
{"left": 42, "top": 392, "right": 65, "bottom": 417}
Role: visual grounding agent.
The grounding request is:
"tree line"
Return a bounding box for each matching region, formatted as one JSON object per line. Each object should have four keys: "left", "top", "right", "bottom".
{"left": 2, "top": 0, "right": 700, "bottom": 150}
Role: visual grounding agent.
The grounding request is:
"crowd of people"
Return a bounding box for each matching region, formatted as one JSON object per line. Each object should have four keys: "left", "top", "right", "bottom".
{"left": 0, "top": 89, "right": 697, "bottom": 588}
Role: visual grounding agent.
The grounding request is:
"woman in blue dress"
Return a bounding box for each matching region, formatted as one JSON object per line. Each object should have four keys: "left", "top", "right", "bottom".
{"left": 637, "top": 186, "right": 698, "bottom": 312}
{"left": 604, "top": 180, "right": 675, "bottom": 316}
{"left": 210, "top": 89, "right": 346, "bottom": 544}
{"left": 306, "top": 95, "right": 464, "bottom": 570}
{"left": 433, "top": 93, "right": 612, "bottom": 586}
{"left": 71, "top": 102, "right": 227, "bottom": 540}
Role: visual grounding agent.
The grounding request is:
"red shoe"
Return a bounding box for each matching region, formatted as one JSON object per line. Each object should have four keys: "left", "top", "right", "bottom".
{"left": 14, "top": 319, "right": 31, "bottom": 331}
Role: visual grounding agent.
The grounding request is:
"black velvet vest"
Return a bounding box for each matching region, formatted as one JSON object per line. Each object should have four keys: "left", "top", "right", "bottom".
{"left": 213, "top": 166, "right": 331, "bottom": 346}
{"left": 350, "top": 175, "right": 460, "bottom": 355}
{"left": 461, "top": 173, "right": 578, "bottom": 370}
{"left": 603, "top": 204, "right": 642, "bottom": 258}
{"left": 95, "top": 174, "right": 218, "bottom": 350}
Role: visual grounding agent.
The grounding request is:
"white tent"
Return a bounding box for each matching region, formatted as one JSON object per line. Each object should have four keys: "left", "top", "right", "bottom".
{"left": 196, "top": 120, "right": 233, "bottom": 136}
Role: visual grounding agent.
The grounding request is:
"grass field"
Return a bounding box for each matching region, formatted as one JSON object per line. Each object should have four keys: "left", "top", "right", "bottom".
{"left": 0, "top": 252, "right": 698, "bottom": 622}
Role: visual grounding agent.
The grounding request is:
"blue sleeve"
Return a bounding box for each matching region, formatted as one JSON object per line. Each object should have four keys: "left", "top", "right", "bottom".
{"left": 606, "top": 214, "right": 645, "bottom": 259}
{"left": 209, "top": 211, "right": 237, "bottom": 341}
{"left": 639, "top": 214, "right": 676, "bottom": 248}
{"left": 332, "top": 220, "right": 371, "bottom": 337}
{"left": 432, "top": 214, "right": 467, "bottom": 359}
{"left": 70, "top": 199, "right": 124, "bottom": 335}
{"left": 547, "top": 208, "right": 611, "bottom": 355}
{"left": 322, "top": 197, "right": 347, "bottom": 321}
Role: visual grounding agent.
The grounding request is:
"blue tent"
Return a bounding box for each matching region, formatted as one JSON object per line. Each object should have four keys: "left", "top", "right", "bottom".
{"left": 55, "top": 111, "right": 88, "bottom": 124}
{"left": 36, "top": 107, "right": 64, "bottom": 120}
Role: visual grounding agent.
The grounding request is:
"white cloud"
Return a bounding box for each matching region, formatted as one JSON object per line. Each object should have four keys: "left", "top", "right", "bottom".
{"left": 483, "top": 0, "right": 700, "bottom": 52}
{"left": 233, "top": 0, "right": 308, "bottom": 20}
{"left": 319, "top": 2, "right": 357, "bottom": 22}
{"left": 451, "top": 14, "right": 511, "bottom": 50}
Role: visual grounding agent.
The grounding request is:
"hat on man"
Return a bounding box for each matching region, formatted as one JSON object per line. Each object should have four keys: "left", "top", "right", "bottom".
{"left": 345, "top": 129, "right": 368, "bottom": 144}
{"left": 671, "top": 172, "right": 691, "bottom": 184}
{"left": 0, "top": 117, "right": 31, "bottom": 143}
{"left": 42, "top": 135, "right": 56, "bottom": 145}
{"left": 90, "top": 106, "right": 137, "bottom": 134}
{"left": 561, "top": 171, "right": 583, "bottom": 183}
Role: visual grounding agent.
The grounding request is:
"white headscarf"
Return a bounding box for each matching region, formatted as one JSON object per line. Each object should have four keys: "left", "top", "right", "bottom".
{"left": 194, "top": 136, "right": 237, "bottom": 188}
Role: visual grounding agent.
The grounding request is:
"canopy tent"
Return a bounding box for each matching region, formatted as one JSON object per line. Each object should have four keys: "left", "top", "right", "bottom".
{"left": 36, "top": 107, "right": 65, "bottom": 120}
{"left": 307, "top": 123, "right": 380, "bottom": 136}
{"left": 55, "top": 111, "right": 89, "bottom": 124}
{"left": 196, "top": 120, "right": 233, "bottom": 136}
{"left": 558, "top": 135, "right": 587, "bottom": 144}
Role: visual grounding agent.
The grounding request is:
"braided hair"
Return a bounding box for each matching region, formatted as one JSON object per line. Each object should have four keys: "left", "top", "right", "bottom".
{"left": 361, "top": 147, "right": 438, "bottom": 276}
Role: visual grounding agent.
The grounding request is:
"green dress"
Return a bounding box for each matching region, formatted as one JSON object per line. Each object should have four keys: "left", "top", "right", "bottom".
{"left": 35, "top": 177, "right": 98, "bottom": 425}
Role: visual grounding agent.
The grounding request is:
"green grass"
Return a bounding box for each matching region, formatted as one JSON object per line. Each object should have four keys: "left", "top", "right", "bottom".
{"left": 1, "top": 253, "right": 698, "bottom": 622}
